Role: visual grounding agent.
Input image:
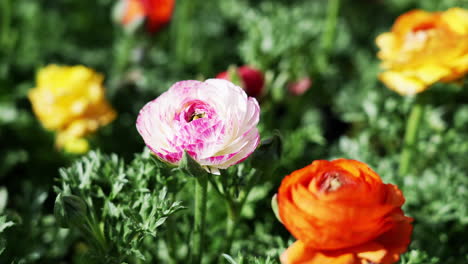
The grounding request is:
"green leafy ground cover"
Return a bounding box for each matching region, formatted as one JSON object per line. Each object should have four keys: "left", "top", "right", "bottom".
{"left": 1, "top": 0, "right": 468, "bottom": 263}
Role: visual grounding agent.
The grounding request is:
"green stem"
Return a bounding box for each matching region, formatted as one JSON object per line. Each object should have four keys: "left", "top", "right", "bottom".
{"left": 206, "top": 174, "right": 225, "bottom": 199}
{"left": 86, "top": 218, "right": 108, "bottom": 255}
{"left": 222, "top": 174, "right": 257, "bottom": 256}
{"left": 317, "top": 0, "right": 341, "bottom": 72}
{"left": 166, "top": 205, "right": 178, "bottom": 264}
{"left": 399, "top": 100, "right": 425, "bottom": 176}
{"left": 172, "top": 0, "right": 194, "bottom": 64}
{"left": 1, "top": 0, "right": 11, "bottom": 49}
{"left": 109, "top": 33, "right": 134, "bottom": 97}
{"left": 191, "top": 175, "right": 208, "bottom": 264}
{"left": 223, "top": 201, "right": 239, "bottom": 255}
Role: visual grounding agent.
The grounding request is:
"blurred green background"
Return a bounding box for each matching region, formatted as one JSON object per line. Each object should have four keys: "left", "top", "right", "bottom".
{"left": 1, "top": 0, "right": 468, "bottom": 263}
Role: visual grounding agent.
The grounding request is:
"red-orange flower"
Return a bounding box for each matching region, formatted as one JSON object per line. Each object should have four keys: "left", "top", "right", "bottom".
{"left": 277, "top": 159, "right": 413, "bottom": 264}
{"left": 117, "top": 0, "right": 175, "bottom": 33}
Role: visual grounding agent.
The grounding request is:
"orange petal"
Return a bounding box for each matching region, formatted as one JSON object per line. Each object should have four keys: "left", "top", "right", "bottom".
{"left": 278, "top": 159, "right": 407, "bottom": 250}
{"left": 349, "top": 215, "right": 413, "bottom": 264}
{"left": 290, "top": 183, "right": 396, "bottom": 249}
{"left": 374, "top": 216, "right": 413, "bottom": 264}
{"left": 331, "top": 159, "right": 380, "bottom": 182}
{"left": 121, "top": 0, "right": 145, "bottom": 25}
{"left": 354, "top": 242, "right": 388, "bottom": 263}
{"left": 392, "top": 10, "right": 436, "bottom": 36}
{"left": 281, "top": 241, "right": 358, "bottom": 264}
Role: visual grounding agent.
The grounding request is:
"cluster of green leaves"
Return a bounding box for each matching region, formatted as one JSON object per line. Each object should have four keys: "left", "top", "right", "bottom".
{"left": 53, "top": 150, "right": 185, "bottom": 263}
{"left": 0, "top": 183, "right": 72, "bottom": 263}
{"left": 40, "top": 135, "right": 283, "bottom": 264}
{"left": 173, "top": 135, "right": 284, "bottom": 264}
{"left": 0, "top": 188, "right": 14, "bottom": 256}
{"left": 223, "top": 253, "right": 278, "bottom": 264}
{"left": 399, "top": 250, "right": 440, "bottom": 264}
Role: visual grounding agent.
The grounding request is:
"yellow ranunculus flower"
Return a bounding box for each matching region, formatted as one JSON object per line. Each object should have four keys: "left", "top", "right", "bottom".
{"left": 376, "top": 8, "right": 468, "bottom": 95}
{"left": 29, "top": 65, "right": 116, "bottom": 153}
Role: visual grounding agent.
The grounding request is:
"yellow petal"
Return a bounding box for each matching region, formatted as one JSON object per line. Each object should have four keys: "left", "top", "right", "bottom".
{"left": 379, "top": 71, "right": 427, "bottom": 95}
{"left": 441, "top": 8, "right": 468, "bottom": 35}
{"left": 376, "top": 33, "right": 397, "bottom": 60}
{"left": 28, "top": 64, "right": 117, "bottom": 140}
{"left": 412, "top": 65, "right": 452, "bottom": 84}
{"left": 281, "top": 241, "right": 357, "bottom": 264}
{"left": 355, "top": 242, "right": 388, "bottom": 263}
{"left": 63, "top": 137, "right": 89, "bottom": 154}
{"left": 64, "top": 120, "right": 91, "bottom": 138}
{"left": 447, "top": 53, "right": 468, "bottom": 80}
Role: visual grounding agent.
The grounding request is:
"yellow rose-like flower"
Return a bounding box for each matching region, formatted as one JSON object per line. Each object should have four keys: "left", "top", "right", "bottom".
{"left": 376, "top": 8, "right": 468, "bottom": 95}
{"left": 29, "top": 65, "right": 116, "bottom": 153}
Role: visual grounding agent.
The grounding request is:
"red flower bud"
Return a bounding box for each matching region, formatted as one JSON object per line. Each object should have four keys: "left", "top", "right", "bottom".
{"left": 217, "top": 66, "right": 265, "bottom": 98}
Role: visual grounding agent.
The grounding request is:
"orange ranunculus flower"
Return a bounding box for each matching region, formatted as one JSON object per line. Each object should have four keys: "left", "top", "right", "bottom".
{"left": 117, "top": 0, "right": 175, "bottom": 33}
{"left": 277, "top": 159, "right": 413, "bottom": 264}
{"left": 376, "top": 8, "right": 468, "bottom": 95}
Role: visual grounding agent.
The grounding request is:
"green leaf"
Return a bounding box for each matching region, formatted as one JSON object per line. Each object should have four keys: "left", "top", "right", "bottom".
{"left": 270, "top": 194, "right": 282, "bottom": 224}
{"left": 251, "top": 131, "right": 283, "bottom": 172}
{"left": 0, "top": 216, "right": 14, "bottom": 233}
{"left": 227, "top": 65, "right": 242, "bottom": 87}
{"left": 0, "top": 187, "right": 7, "bottom": 213}
{"left": 54, "top": 151, "right": 185, "bottom": 262}
{"left": 222, "top": 253, "right": 238, "bottom": 264}
{"left": 54, "top": 194, "right": 88, "bottom": 228}
{"left": 0, "top": 238, "right": 5, "bottom": 256}
{"left": 0, "top": 214, "right": 15, "bottom": 256}
{"left": 179, "top": 151, "right": 207, "bottom": 177}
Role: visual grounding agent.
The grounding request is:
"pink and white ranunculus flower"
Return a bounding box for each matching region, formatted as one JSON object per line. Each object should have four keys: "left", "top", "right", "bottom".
{"left": 136, "top": 79, "right": 261, "bottom": 174}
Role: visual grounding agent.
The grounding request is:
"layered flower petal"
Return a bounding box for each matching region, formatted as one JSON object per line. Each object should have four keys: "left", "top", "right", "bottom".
{"left": 28, "top": 65, "right": 116, "bottom": 153}
{"left": 281, "top": 241, "right": 357, "bottom": 264}
{"left": 278, "top": 159, "right": 412, "bottom": 264}
{"left": 136, "top": 79, "right": 260, "bottom": 174}
{"left": 376, "top": 8, "right": 468, "bottom": 95}
{"left": 282, "top": 218, "right": 413, "bottom": 264}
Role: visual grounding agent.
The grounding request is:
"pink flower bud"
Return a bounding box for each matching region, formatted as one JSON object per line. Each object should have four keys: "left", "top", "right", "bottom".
{"left": 288, "top": 77, "right": 312, "bottom": 96}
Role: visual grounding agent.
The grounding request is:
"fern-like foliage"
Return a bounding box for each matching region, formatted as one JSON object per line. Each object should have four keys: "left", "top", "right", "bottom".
{"left": 54, "top": 150, "right": 185, "bottom": 263}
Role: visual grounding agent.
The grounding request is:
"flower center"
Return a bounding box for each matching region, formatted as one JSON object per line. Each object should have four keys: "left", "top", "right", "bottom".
{"left": 190, "top": 112, "right": 206, "bottom": 121}
{"left": 180, "top": 100, "right": 215, "bottom": 123}
{"left": 412, "top": 22, "right": 435, "bottom": 32}
{"left": 403, "top": 23, "right": 436, "bottom": 51}
{"left": 320, "top": 172, "right": 343, "bottom": 192}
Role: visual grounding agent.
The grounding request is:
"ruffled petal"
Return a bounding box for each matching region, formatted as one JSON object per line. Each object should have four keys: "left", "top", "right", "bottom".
{"left": 136, "top": 79, "right": 260, "bottom": 172}
{"left": 281, "top": 241, "right": 358, "bottom": 264}
{"left": 378, "top": 71, "right": 427, "bottom": 95}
